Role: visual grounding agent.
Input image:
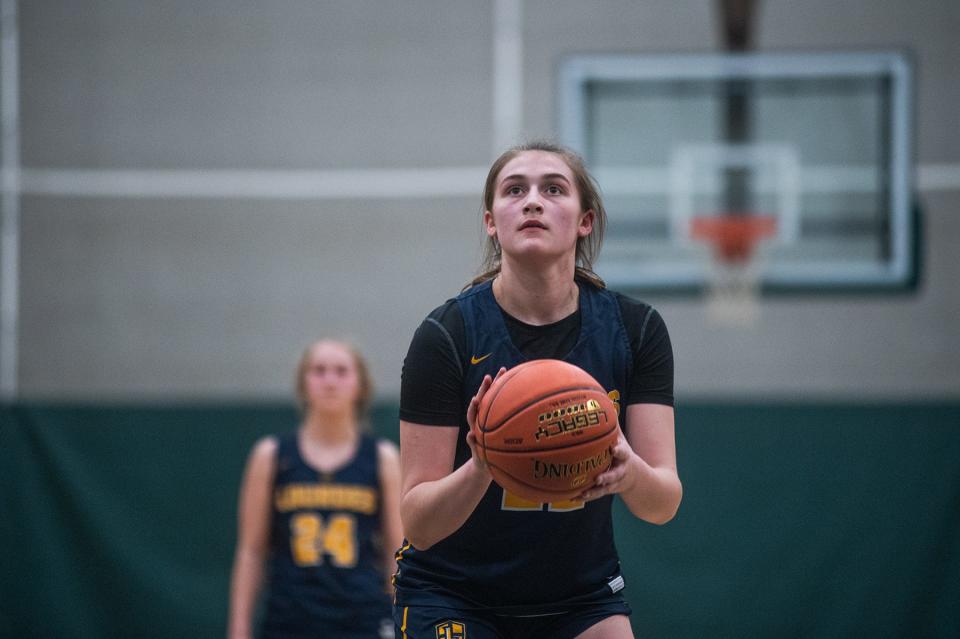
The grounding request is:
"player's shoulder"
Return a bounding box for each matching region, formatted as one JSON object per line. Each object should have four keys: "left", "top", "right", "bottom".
{"left": 609, "top": 289, "right": 656, "bottom": 320}
{"left": 424, "top": 297, "right": 462, "bottom": 327}
{"left": 375, "top": 438, "right": 401, "bottom": 484}
{"left": 608, "top": 289, "right": 669, "bottom": 340}
{"left": 415, "top": 297, "right": 466, "bottom": 352}
{"left": 243, "top": 434, "right": 281, "bottom": 480}
{"left": 376, "top": 437, "right": 399, "bottom": 457}
{"left": 251, "top": 434, "right": 280, "bottom": 458}
{"left": 376, "top": 438, "right": 400, "bottom": 465}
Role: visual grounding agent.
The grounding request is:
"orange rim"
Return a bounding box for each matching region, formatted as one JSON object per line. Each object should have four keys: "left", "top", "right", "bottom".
{"left": 690, "top": 215, "right": 777, "bottom": 262}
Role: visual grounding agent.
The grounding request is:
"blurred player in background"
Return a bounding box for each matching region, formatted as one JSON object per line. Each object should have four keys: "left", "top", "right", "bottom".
{"left": 394, "top": 142, "right": 682, "bottom": 638}
{"left": 228, "top": 339, "right": 401, "bottom": 639}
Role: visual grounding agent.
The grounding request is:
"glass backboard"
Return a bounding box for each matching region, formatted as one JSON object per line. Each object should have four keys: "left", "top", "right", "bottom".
{"left": 559, "top": 51, "right": 915, "bottom": 292}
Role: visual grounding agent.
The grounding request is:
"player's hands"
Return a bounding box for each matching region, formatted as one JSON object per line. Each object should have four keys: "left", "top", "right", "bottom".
{"left": 465, "top": 366, "right": 507, "bottom": 472}
{"left": 577, "top": 433, "right": 639, "bottom": 502}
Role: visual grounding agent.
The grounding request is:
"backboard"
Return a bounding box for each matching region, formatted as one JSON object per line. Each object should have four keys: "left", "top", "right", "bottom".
{"left": 559, "top": 51, "right": 915, "bottom": 292}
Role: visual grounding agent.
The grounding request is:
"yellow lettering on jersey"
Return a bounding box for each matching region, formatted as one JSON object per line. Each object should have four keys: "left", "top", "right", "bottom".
{"left": 290, "top": 512, "right": 358, "bottom": 568}
{"left": 274, "top": 483, "right": 377, "bottom": 514}
{"left": 291, "top": 512, "right": 323, "bottom": 565}
{"left": 500, "top": 489, "right": 585, "bottom": 512}
{"left": 322, "top": 513, "right": 357, "bottom": 567}
{"left": 608, "top": 389, "right": 621, "bottom": 415}
{"left": 547, "top": 499, "right": 585, "bottom": 512}
{"left": 500, "top": 490, "right": 542, "bottom": 511}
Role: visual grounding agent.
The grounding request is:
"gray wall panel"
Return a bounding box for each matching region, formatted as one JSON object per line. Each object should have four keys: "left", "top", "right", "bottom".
{"left": 9, "top": 0, "right": 960, "bottom": 400}
{"left": 20, "top": 195, "right": 483, "bottom": 398}
{"left": 21, "top": 1, "right": 493, "bottom": 169}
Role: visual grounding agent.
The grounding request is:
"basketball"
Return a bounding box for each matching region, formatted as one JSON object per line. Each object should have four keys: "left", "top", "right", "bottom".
{"left": 473, "top": 359, "right": 620, "bottom": 503}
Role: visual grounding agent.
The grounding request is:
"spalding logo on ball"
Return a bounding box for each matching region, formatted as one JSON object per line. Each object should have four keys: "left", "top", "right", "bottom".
{"left": 473, "top": 359, "right": 620, "bottom": 502}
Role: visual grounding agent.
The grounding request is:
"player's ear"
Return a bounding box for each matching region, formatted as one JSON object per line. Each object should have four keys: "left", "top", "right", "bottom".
{"left": 578, "top": 209, "right": 595, "bottom": 237}
{"left": 484, "top": 210, "right": 497, "bottom": 237}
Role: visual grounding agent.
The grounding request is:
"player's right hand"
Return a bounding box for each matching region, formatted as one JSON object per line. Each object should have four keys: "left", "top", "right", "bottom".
{"left": 465, "top": 367, "right": 507, "bottom": 471}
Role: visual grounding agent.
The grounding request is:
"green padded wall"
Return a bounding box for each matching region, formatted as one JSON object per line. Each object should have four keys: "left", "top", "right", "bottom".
{"left": 1, "top": 402, "right": 958, "bottom": 637}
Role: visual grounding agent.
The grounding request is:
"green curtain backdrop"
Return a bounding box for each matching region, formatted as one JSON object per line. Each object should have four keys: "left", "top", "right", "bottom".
{"left": 1, "top": 402, "right": 958, "bottom": 638}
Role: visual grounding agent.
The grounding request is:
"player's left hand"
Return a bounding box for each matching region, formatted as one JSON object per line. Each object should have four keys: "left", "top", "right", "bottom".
{"left": 577, "top": 433, "right": 638, "bottom": 502}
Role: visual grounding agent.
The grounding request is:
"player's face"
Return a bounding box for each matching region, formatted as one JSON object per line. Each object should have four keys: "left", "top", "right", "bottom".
{"left": 485, "top": 151, "right": 594, "bottom": 265}
{"left": 302, "top": 341, "right": 361, "bottom": 416}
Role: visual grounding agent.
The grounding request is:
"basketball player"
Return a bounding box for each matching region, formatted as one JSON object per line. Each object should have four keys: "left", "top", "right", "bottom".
{"left": 228, "top": 340, "right": 401, "bottom": 639}
{"left": 394, "top": 142, "right": 681, "bottom": 638}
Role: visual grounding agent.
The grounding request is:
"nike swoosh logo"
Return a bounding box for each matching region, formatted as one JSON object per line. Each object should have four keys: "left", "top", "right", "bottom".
{"left": 470, "top": 353, "right": 492, "bottom": 365}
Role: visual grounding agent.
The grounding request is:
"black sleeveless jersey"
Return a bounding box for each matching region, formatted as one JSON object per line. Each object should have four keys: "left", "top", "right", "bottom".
{"left": 394, "top": 280, "right": 633, "bottom": 615}
{"left": 262, "top": 432, "right": 391, "bottom": 638}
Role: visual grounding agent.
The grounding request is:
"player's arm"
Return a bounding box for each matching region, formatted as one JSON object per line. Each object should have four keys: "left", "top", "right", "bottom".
{"left": 376, "top": 439, "right": 403, "bottom": 593}
{"left": 579, "top": 302, "right": 681, "bottom": 523}
{"left": 398, "top": 308, "right": 499, "bottom": 550}
{"left": 227, "top": 437, "right": 276, "bottom": 639}
{"left": 399, "top": 371, "right": 502, "bottom": 551}
{"left": 399, "top": 422, "right": 486, "bottom": 551}
{"left": 580, "top": 404, "right": 682, "bottom": 524}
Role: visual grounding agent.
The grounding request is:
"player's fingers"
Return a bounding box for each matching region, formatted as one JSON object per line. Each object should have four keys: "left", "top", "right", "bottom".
{"left": 466, "top": 395, "right": 479, "bottom": 425}
{"left": 586, "top": 441, "right": 627, "bottom": 489}
{"left": 465, "top": 430, "right": 487, "bottom": 469}
{"left": 577, "top": 488, "right": 598, "bottom": 502}
{"left": 579, "top": 478, "right": 610, "bottom": 501}
{"left": 578, "top": 486, "right": 608, "bottom": 502}
{"left": 611, "top": 434, "right": 631, "bottom": 459}
{"left": 581, "top": 454, "right": 631, "bottom": 499}
{"left": 475, "top": 368, "right": 505, "bottom": 404}
{"left": 596, "top": 464, "right": 626, "bottom": 489}
{"left": 467, "top": 375, "right": 492, "bottom": 427}
{"left": 475, "top": 373, "right": 494, "bottom": 400}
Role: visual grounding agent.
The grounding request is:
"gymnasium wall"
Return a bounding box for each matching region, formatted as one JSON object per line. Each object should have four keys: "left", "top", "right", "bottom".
{"left": 12, "top": 0, "right": 960, "bottom": 401}
{"left": 2, "top": 402, "right": 958, "bottom": 637}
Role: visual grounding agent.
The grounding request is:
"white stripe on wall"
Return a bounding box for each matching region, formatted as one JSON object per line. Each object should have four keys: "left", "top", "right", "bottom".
{"left": 593, "top": 164, "right": 960, "bottom": 196}
{"left": 918, "top": 164, "right": 960, "bottom": 192}
{"left": 20, "top": 167, "right": 489, "bottom": 200}
{"left": 16, "top": 162, "right": 960, "bottom": 201}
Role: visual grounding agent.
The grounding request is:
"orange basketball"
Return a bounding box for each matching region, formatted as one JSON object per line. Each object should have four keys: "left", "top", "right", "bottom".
{"left": 473, "top": 359, "right": 620, "bottom": 503}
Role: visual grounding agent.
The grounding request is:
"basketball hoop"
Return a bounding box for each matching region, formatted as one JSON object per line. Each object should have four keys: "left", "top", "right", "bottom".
{"left": 691, "top": 214, "right": 776, "bottom": 326}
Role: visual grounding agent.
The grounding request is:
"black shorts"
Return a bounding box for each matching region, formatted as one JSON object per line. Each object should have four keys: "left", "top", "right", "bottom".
{"left": 393, "top": 592, "right": 631, "bottom": 639}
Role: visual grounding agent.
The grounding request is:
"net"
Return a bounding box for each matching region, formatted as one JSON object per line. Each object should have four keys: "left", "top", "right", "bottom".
{"left": 691, "top": 215, "right": 776, "bottom": 326}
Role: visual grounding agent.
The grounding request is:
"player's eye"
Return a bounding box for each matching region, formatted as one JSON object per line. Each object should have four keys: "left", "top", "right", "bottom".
{"left": 505, "top": 184, "right": 524, "bottom": 196}
{"left": 545, "top": 184, "right": 563, "bottom": 195}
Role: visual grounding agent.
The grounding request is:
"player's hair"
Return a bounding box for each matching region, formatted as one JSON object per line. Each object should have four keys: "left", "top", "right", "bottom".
{"left": 467, "top": 141, "right": 606, "bottom": 289}
{"left": 295, "top": 339, "right": 373, "bottom": 419}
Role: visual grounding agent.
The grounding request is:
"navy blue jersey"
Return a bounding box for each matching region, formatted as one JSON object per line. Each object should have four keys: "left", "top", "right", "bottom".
{"left": 262, "top": 432, "right": 391, "bottom": 638}
{"left": 394, "top": 280, "right": 633, "bottom": 615}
